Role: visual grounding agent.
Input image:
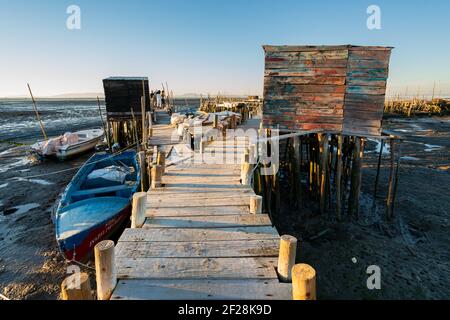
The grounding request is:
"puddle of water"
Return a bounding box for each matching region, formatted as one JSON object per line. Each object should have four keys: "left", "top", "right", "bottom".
{"left": 424, "top": 144, "right": 443, "bottom": 152}
{"left": 367, "top": 138, "right": 390, "bottom": 155}
{"left": 401, "top": 156, "right": 420, "bottom": 161}
{"left": 0, "top": 157, "right": 33, "bottom": 174}
{"left": 9, "top": 203, "right": 40, "bottom": 215}
{"left": 12, "top": 177, "right": 54, "bottom": 186}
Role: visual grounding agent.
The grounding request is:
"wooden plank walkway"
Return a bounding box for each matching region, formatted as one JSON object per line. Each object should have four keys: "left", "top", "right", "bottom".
{"left": 111, "top": 111, "right": 291, "bottom": 300}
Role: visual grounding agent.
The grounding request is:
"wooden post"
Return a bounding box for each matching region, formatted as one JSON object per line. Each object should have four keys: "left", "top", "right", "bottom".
{"left": 157, "top": 151, "right": 166, "bottom": 173}
{"left": 374, "top": 139, "right": 385, "bottom": 198}
{"left": 249, "top": 195, "right": 262, "bottom": 214}
{"left": 386, "top": 138, "right": 396, "bottom": 220}
{"left": 292, "top": 264, "right": 317, "bottom": 300}
{"left": 141, "top": 96, "right": 148, "bottom": 149}
{"left": 241, "top": 149, "right": 253, "bottom": 186}
{"left": 336, "top": 134, "right": 343, "bottom": 220}
{"left": 27, "top": 83, "right": 48, "bottom": 141}
{"left": 94, "top": 240, "right": 117, "bottom": 300}
{"left": 131, "top": 192, "right": 147, "bottom": 228}
{"left": 138, "top": 151, "right": 146, "bottom": 191}
{"left": 277, "top": 235, "right": 298, "bottom": 282}
{"left": 61, "top": 272, "right": 93, "bottom": 300}
{"left": 319, "top": 134, "right": 329, "bottom": 214}
{"left": 349, "top": 137, "right": 363, "bottom": 218}
{"left": 147, "top": 111, "right": 153, "bottom": 138}
{"left": 213, "top": 114, "right": 219, "bottom": 129}
{"left": 151, "top": 164, "right": 162, "bottom": 189}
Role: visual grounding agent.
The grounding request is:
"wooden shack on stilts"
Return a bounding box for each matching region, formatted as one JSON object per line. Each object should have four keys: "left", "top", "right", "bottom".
{"left": 259, "top": 45, "right": 401, "bottom": 221}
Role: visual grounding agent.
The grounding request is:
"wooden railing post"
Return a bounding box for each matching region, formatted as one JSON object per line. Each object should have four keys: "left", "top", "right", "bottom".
{"left": 292, "top": 264, "right": 316, "bottom": 300}
{"left": 151, "top": 164, "right": 162, "bottom": 189}
{"left": 131, "top": 192, "right": 147, "bottom": 228}
{"left": 61, "top": 272, "right": 93, "bottom": 300}
{"left": 157, "top": 151, "right": 166, "bottom": 173}
{"left": 94, "top": 240, "right": 117, "bottom": 300}
{"left": 249, "top": 195, "right": 262, "bottom": 214}
{"left": 277, "top": 235, "right": 297, "bottom": 282}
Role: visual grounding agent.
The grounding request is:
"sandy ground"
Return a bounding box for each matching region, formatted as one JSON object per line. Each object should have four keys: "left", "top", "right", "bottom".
{"left": 274, "top": 116, "right": 450, "bottom": 299}
{"left": 0, "top": 116, "right": 449, "bottom": 300}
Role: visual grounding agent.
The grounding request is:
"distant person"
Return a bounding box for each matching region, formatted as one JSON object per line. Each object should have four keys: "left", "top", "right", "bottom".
{"left": 156, "top": 90, "right": 162, "bottom": 109}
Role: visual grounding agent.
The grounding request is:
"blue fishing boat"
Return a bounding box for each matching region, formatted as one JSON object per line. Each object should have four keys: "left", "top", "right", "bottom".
{"left": 55, "top": 150, "right": 140, "bottom": 262}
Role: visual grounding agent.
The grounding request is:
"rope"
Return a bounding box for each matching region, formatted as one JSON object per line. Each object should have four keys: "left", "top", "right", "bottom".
{"left": 9, "top": 143, "right": 138, "bottom": 180}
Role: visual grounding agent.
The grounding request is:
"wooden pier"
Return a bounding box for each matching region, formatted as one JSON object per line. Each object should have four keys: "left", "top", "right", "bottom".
{"left": 109, "top": 111, "right": 292, "bottom": 300}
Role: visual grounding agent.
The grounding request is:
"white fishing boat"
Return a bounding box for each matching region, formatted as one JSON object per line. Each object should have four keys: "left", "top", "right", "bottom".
{"left": 31, "top": 128, "right": 104, "bottom": 160}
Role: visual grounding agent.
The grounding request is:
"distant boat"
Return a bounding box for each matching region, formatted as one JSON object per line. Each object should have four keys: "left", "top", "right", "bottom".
{"left": 31, "top": 128, "right": 104, "bottom": 160}
{"left": 55, "top": 150, "right": 140, "bottom": 262}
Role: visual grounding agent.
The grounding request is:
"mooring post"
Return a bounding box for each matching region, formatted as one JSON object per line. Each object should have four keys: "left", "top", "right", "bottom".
{"left": 94, "top": 240, "right": 117, "bottom": 300}
{"left": 151, "top": 164, "right": 162, "bottom": 189}
{"left": 249, "top": 195, "right": 262, "bottom": 214}
{"left": 61, "top": 272, "right": 93, "bottom": 300}
{"left": 131, "top": 192, "right": 147, "bottom": 228}
{"left": 277, "top": 235, "right": 298, "bottom": 282}
{"left": 292, "top": 264, "right": 317, "bottom": 300}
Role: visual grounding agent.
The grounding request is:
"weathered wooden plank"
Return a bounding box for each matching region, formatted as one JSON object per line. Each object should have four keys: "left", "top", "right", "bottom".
{"left": 116, "top": 239, "right": 278, "bottom": 258}
{"left": 264, "top": 75, "right": 346, "bottom": 85}
{"left": 346, "top": 68, "right": 389, "bottom": 78}
{"left": 264, "top": 84, "right": 346, "bottom": 94}
{"left": 148, "top": 196, "right": 250, "bottom": 208}
{"left": 144, "top": 214, "right": 272, "bottom": 229}
{"left": 264, "top": 45, "right": 391, "bottom": 52}
{"left": 111, "top": 279, "right": 292, "bottom": 300}
{"left": 147, "top": 206, "right": 250, "bottom": 217}
{"left": 119, "top": 227, "right": 279, "bottom": 242}
{"left": 265, "top": 50, "right": 348, "bottom": 60}
{"left": 348, "top": 59, "right": 389, "bottom": 69}
{"left": 264, "top": 92, "right": 345, "bottom": 103}
{"left": 346, "top": 85, "right": 387, "bottom": 95}
{"left": 265, "top": 58, "right": 348, "bottom": 69}
{"left": 347, "top": 77, "right": 387, "bottom": 87}
{"left": 116, "top": 257, "right": 279, "bottom": 280}
{"left": 265, "top": 68, "right": 347, "bottom": 77}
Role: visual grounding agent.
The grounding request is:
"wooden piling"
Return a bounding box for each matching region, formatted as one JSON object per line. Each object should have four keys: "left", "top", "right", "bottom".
{"left": 94, "top": 240, "right": 117, "bottom": 300}
{"left": 349, "top": 137, "right": 364, "bottom": 218}
{"left": 277, "top": 235, "right": 298, "bottom": 282}
{"left": 336, "top": 134, "right": 343, "bottom": 220}
{"left": 61, "top": 272, "right": 93, "bottom": 300}
{"left": 157, "top": 151, "right": 166, "bottom": 173}
{"left": 292, "top": 264, "right": 317, "bottom": 300}
{"left": 241, "top": 149, "right": 253, "bottom": 186}
{"left": 138, "top": 151, "right": 146, "bottom": 191}
{"left": 374, "top": 139, "right": 385, "bottom": 198}
{"left": 151, "top": 164, "right": 162, "bottom": 189}
{"left": 250, "top": 195, "right": 263, "bottom": 214}
{"left": 213, "top": 114, "right": 219, "bottom": 129}
{"left": 319, "top": 134, "right": 329, "bottom": 214}
{"left": 386, "top": 138, "right": 396, "bottom": 220}
{"left": 131, "top": 192, "right": 147, "bottom": 228}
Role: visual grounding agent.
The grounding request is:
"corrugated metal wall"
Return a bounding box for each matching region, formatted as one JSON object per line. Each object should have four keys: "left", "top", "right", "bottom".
{"left": 263, "top": 45, "right": 392, "bottom": 136}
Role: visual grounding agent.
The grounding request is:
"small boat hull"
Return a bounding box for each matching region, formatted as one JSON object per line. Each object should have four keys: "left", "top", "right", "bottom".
{"left": 55, "top": 151, "right": 140, "bottom": 262}
{"left": 59, "top": 202, "right": 130, "bottom": 262}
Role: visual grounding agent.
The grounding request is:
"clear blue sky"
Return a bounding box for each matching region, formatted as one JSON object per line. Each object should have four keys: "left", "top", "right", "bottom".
{"left": 1, "top": 0, "right": 449, "bottom": 97}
